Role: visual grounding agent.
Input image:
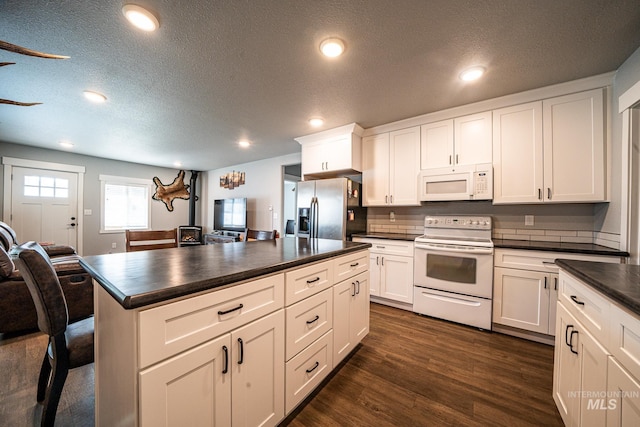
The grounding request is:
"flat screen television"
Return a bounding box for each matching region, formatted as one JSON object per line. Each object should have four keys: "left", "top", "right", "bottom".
{"left": 213, "top": 198, "right": 247, "bottom": 232}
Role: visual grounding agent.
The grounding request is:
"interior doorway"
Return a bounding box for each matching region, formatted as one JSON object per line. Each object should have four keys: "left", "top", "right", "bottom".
{"left": 282, "top": 164, "right": 301, "bottom": 236}
{"left": 629, "top": 107, "right": 640, "bottom": 263}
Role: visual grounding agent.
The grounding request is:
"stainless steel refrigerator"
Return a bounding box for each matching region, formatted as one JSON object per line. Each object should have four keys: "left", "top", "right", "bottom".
{"left": 296, "top": 177, "right": 367, "bottom": 240}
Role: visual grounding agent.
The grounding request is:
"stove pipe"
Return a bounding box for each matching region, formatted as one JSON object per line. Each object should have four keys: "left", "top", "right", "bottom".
{"left": 189, "top": 170, "right": 199, "bottom": 226}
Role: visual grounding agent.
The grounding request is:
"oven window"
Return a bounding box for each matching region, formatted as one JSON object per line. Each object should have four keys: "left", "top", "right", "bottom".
{"left": 426, "top": 254, "right": 476, "bottom": 284}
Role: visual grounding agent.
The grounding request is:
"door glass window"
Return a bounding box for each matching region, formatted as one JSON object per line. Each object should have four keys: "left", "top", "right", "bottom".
{"left": 23, "top": 175, "right": 69, "bottom": 198}
{"left": 426, "top": 254, "right": 476, "bottom": 284}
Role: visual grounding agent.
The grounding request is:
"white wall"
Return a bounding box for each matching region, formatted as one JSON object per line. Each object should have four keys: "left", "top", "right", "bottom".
{"left": 206, "top": 153, "right": 301, "bottom": 234}
{"left": 0, "top": 142, "right": 198, "bottom": 255}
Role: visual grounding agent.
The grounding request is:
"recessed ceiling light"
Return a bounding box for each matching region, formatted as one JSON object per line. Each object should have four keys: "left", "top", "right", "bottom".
{"left": 459, "top": 66, "right": 485, "bottom": 82}
{"left": 174, "top": 161, "right": 182, "bottom": 167}
{"left": 122, "top": 4, "right": 160, "bottom": 32}
{"left": 320, "top": 38, "right": 345, "bottom": 58}
{"left": 309, "top": 117, "right": 324, "bottom": 127}
{"left": 238, "top": 140, "right": 251, "bottom": 148}
{"left": 83, "top": 90, "right": 107, "bottom": 103}
{"left": 59, "top": 141, "right": 74, "bottom": 149}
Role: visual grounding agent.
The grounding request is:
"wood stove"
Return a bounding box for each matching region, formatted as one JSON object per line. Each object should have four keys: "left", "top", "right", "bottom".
{"left": 178, "top": 226, "right": 202, "bottom": 246}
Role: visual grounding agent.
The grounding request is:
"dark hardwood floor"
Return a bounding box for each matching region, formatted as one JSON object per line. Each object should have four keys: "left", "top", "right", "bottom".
{"left": 0, "top": 303, "right": 563, "bottom": 426}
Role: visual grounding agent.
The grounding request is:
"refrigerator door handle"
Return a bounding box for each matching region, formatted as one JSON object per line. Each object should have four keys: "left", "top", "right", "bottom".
{"left": 312, "top": 197, "right": 319, "bottom": 238}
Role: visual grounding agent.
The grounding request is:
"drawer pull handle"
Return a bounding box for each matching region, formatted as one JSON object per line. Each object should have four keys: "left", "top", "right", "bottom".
{"left": 570, "top": 295, "right": 585, "bottom": 306}
{"left": 218, "top": 304, "right": 244, "bottom": 316}
{"left": 306, "top": 277, "right": 321, "bottom": 284}
{"left": 306, "top": 361, "right": 320, "bottom": 374}
{"left": 350, "top": 262, "right": 359, "bottom": 267}
{"left": 237, "top": 338, "right": 244, "bottom": 365}
{"left": 306, "top": 315, "right": 320, "bottom": 325}
{"left": 542, "top": 261, "right": 556, "bottom": 266}
{"left": 222, "top": 346, "right": 229, "bottom": 374}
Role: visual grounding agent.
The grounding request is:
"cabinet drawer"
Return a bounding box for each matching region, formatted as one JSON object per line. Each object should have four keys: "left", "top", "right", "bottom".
{"left": 138, "top": 274, "right": 284, "bottom": 369}
{"left": 285, "top": 288, "right": 333, "bottom": 361}
{"left": 334, "top": 251, "right": 369, "bottom": 283}
{"left": 610, "top": 303, "right": 640, "bottom": 381}
{"left": 285, "top": 260, "right": 334, "bottom": 305}
{"left": 353, "top": 238, "right": 413, "bottom": 256}
{"left": 285, "top": 330, "right": 333, "bottom": 414}
{"left": 494, "top": 249, "right": 620, "bottom": 273}
{"left": 558, "top": 271, "right": 610, "bottom": 344}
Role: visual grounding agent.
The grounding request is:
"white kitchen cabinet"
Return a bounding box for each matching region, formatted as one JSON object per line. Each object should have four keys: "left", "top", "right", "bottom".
{"left": 607, "top": 357, "right": 640, "bottom": 426}
{"left": 493, "top": 88, "right": 606, "bottom": 204}
{"left": 420, "top": 111, "right": 492, "bottom": 170}
{"left": 139, "top": 310, "right": 284, "bottom": 427}
{"left": 139, "top": 334, "right": 232, "bottom": 427}
{"left": 352, "top": 237, "right": 414, "bottom": 307}
{"left": 297, "top": 123, "right": 364, "bottom": 178}
{"left": 553, "top": 302, "right": 609, "bottom": 427}
{"left": 493, "top": 267, "right": 556, "bottom": 335}
{"left": 492, "top": 101, "right": 544, "bottom": 203}
{"left": 333, "top": 271, "right": 370, "bottom": 366}
{"left": 362, "top": 126, "right": 421, "bottom": 206}
{"left": 493, "top": 249, "right": 620, "bottom": 339}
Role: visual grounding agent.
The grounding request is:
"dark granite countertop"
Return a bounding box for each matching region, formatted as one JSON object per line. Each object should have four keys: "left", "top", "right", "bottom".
{"left": 80, "top": 238, "right": 370, "bottom": 310}
{"left": 352, "top": 233, "right": 421, "bottom": 242}
{"left": 493, "top": 239, "right": 629, "bottom": 258}
{"left": 555, "top": 259, "right": 640, "bottom": 315}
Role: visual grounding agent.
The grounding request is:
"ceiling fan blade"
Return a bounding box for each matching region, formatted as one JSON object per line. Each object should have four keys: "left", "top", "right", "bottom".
{"left": 0, "top": 99, "right": 43, "bottom": 106}
{"left": 0, "top": 40, "right": 69, "bottom": 59}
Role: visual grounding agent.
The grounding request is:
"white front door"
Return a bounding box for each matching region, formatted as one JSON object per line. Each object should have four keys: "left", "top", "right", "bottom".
{"left": 10, "top": 167, "right": 78, "bottom": 247}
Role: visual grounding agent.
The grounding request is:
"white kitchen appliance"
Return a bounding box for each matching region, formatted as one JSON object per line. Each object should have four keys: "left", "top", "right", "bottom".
{"left": 413, "top": 215, "right": 494, "bottom": 329}
{"left": 418, "top": 163, "right": 492, "bottom": 201}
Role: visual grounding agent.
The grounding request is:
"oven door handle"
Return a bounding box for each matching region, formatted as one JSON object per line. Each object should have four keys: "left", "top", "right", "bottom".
{"left": 415, "top": 243, "right": 493, "bottom": 255}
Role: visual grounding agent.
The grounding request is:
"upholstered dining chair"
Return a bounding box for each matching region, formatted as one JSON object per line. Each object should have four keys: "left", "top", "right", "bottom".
{"left": 10, "top": 241, "right": 94, "bottom": 427}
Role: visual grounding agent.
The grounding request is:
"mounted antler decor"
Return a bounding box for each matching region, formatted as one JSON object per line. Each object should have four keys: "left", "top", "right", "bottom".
{"left": 0, "top": 40, "right": 69, "bottom": 106}
{"left": 153, "top": 170, "right": 194, "bottom": 212}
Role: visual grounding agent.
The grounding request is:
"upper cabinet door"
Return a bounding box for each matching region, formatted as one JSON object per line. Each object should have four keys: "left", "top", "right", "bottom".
{"left": 362, "top": 133, "right": 390, "bottom": 206}
{"left": 454, "top": 111, "right": 493, "bottom": 166}
{"left": 492, "top": 101, "right": 544, "bottom": 204}
{"left": 420, "top": 119, "right": 454, "bottom": 169}
{"left": 543, "top": 88, "right": 606, "bottom": 202}
{"left": 389, "top": 126, "right": 421, "bottom": 206}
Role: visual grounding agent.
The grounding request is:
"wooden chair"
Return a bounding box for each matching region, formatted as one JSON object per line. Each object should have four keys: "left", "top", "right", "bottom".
{"left": 245, "top": 229, "right": 277, "bottom": 241}
{"left": 125, "top": 229, "right": 178, "bottom": 252}
{"left": 10, "top": 241, "right": 94, "bottom": 427}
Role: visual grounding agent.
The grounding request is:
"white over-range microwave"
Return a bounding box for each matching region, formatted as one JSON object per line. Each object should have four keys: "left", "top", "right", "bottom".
{"left": 418, "top": 163, "right": 493, "bottom": 201}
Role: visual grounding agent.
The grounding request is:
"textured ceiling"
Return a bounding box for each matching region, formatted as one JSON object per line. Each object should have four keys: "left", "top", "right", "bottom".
{"left": 1, "top": 0, "right": 640, "bottom": 171}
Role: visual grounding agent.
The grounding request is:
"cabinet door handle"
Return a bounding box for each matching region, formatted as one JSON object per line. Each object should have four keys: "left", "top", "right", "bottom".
{"left": 569, "top": 330, "right": 579, "bottom": 355}
{"left": 306, "top": 277, "right": 320, "bottom": 284}
{"left": 350, "top": 262, "right": 359, "bottom": 267}
{"left": 456, "top": 154, "right": 459, "bottom": 164}
{"left": 306, "top": 315, "right": 320, "bottom": 325}
{"left": 237, "top": 338, "right": 244, "bottom": 365}
{"left": 544, "top": 277, "right": 547, "bottom": 289}
{"left": 355, "top": 280, "right": 361, "bottom": 295}
{"left": 222, "top": 345, "right": 229, "bottom": 374}
{"left": 218, "top": 304, "right": 244, "bottom": 316}
{"left": 306, "top": 361, "right": 320, "bottom": 374}
{"left": 554, "top": 277, "right": 558, "bottom": 290}
{"left": 547, "top": 188, "right": 552, "bottom": 200}
{"left": 385, "top": 195, "right": 388, "bottom": 204}
{"left": 351, "top": 281, "right": 356, "bottom": 297}
{"left": 565, "top": 325, "right": 574, "bottom": 347}
{"left": 538, "top": 188, "right": 542, "bottom": 200}
{"left": 381, "top": 257, "right": 384, "bottom": 266}
{"left": 449, "top": 155, "right": 452, "bottom": 165}
{"left": 390, "top": 195, "right": 393, "bottom": 204}
{"left": 376, "top": 256, "right": 379, "bottom": 266}
{"left": 570, "top": 295, "right": 585, "bottom": 306}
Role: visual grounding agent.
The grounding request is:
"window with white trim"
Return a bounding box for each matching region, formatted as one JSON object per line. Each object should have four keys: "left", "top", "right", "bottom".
{"left": 100, "top": 175, "right": 152, "bottom": 232}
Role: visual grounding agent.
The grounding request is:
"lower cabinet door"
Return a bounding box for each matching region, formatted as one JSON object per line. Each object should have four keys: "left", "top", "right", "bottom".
{"left": 380, "top": 254, "right": 413, "bottom": 303}
{"left": 333, "top": 278, "right": 355, "bottom": 365}
{"left": 553, "top": 303, "right": 582, "bottom": 426}
{"left": 285, "top": 330, "right": 333, "bottom": 414}
{"left": 231, "top": 310, "right": 285, "bottom": 427}
{"left": 352, "top": 272, "right": 370, "bottom": 343}
{"left": 607, "top": 357, "right": 640, "bottom": 427}
{"left": 139, "top": 334, "right": 232, "bottom": 427}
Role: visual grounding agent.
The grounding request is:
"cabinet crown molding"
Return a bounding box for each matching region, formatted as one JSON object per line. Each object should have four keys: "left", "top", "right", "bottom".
{"left": 295, "top": 122, "right": 364, "bottom": 145}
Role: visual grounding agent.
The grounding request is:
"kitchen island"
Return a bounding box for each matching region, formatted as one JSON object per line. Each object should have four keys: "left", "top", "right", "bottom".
{"left": 80, "top": 238, "right": 371, "bottom": 427}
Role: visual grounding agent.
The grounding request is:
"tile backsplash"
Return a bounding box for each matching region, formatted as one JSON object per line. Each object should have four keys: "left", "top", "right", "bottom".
{"left": 366, "top": 201, "right": 621, "bottom": 249}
